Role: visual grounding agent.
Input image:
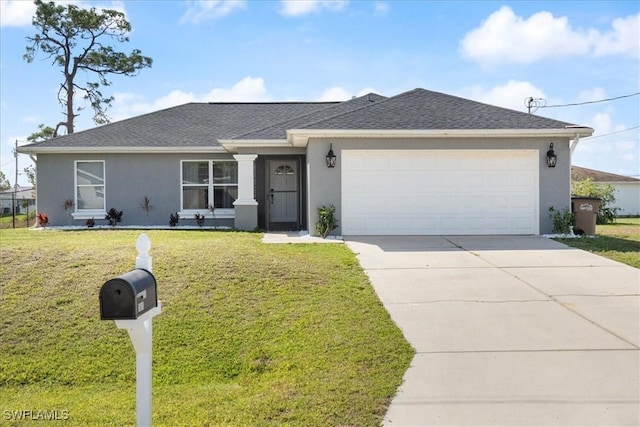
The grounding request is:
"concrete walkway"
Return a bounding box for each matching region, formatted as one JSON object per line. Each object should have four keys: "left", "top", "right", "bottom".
{"left": 345, "top": 236, "right": 640, "bottom": 427}
{"left": 262, "top": 231, "right": 344, "bottom": 244}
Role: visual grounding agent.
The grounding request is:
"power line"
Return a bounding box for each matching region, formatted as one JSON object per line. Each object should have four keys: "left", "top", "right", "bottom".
{"left": 582, "top": 125, "right": 640, "bottom": 140}
{"left": 540, "top": 92, "right": 640, "bottom": 109}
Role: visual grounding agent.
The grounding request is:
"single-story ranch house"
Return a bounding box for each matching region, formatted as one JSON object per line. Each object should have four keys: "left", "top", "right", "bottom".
{"left": 18, "top": 88, "right": 593, "bottom": 235}
{"left": 572, "top": 166, "right": 640, "bottom": 217}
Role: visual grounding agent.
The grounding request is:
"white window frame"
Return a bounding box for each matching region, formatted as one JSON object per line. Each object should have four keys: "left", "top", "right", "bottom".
{"left": 72, "top": 160, "right": 106, "bottom": 220}
{"left": 179, "top": 160, "right": 238, "bottom": 219}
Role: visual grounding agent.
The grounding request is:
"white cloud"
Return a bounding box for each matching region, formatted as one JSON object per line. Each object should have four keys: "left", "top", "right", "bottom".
{"left": 460, "top": 6, "right": 639, "bottom": 64}
{"left": 1, "top": 1, "right": 127, "bottom": 27}
{"left": 204, "top": 76, "right": 269, "bottom": 101}
{"left": 591, "top": 112, "right": 613, "bottom": 136}
{"left": 110, "top": 76, "right": 269, "bottom": 121}
{"left": 373, "top": 2, "right": 389, "bottom": 17}
{"left": 317, "top": 86, "right": 352, "bottom": 101}
{"left": 111, "top": 81, "right": 380, "bottom": 120}
{"left": 573, "top": 129, "right": 639, "bottom": 176}
{"left": 317, "top": 86, "right": 379, "bottom": 101}
{"left": 181, "top": 0, "right": 246, "bottom": 23}
{"left": 1, "top": 1, "right": 36, "bottom": 27}
{"left": 593, "top": 14, "right": 640, "bottom": 58}
{"left": 577, "top": 88, "right": 607, "bottom": 104}
{"left": 462, "top": 80, "right": 546, "bottom": 112}
{"left": 279, "top": 0, "right": 347, "bottom": 17}
{"left": 573, "top": 113, "right": 638, "bottom": 174}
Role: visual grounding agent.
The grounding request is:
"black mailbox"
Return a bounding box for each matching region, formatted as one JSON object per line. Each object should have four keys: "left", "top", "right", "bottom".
{"left": 100, "top": 269, "right": 157, "bottom": 320}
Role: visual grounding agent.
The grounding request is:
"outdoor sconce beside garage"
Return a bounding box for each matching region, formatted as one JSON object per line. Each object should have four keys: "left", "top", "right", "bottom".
{"left": 326, "top": 143, "right": 337, "bottom": 168}
{"left": 546, "top": 143, "right": 557, "bottom": 168}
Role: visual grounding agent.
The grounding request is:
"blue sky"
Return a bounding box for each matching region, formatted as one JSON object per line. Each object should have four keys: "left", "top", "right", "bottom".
{"left": 1, "top": 0, "right": 639, "bottom": 186}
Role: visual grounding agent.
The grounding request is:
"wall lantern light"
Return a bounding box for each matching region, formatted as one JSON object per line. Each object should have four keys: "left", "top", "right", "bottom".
{"left": 326, "top": 143, "right": 337, "bottom": 168}
{"left": 546, "top": 143, "right": 557, "bottom": 168}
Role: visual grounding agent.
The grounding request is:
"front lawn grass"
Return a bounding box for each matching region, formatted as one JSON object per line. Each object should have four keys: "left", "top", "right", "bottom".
{"left": 0, "top": 213, "right": 34, "bottom": 229}
{"left": 0, "top": 229, "right": 413, "bottom": 426}
{"left": 554, "top": 218, "right": 640, "bottom": 268}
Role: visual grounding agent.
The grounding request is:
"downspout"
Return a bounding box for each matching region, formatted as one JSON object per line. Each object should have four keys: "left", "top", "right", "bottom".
{"left": 568, "top": 133, "right": 579, "bottom": 211}
{"left": 570, "top": 133, "right": 580, "bottom": 155}
{"left": 29, "top": 154, "right": 38, "bottom": 222}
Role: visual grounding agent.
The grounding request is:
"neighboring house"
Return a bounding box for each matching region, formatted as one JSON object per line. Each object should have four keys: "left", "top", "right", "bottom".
{"left": 572, "top": 166, "right": 640, "bottom": 216}
{"left": 0, "top": 185, "right": 36, "bottom": 215}
{"left": 18, "top": 88, "right": 593, "bottom": 235}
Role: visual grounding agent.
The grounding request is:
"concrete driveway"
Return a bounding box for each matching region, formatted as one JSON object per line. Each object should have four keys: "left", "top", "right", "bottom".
{"left": 345, "top": 236, "right": 640, "bottom": 427}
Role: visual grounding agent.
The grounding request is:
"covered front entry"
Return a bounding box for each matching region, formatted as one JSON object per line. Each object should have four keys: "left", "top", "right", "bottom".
{"left": 267, "top": 159, "right": 301, "bottom": 230}
{"left": 341, "top": 149, "right": 539, "bottom": 235}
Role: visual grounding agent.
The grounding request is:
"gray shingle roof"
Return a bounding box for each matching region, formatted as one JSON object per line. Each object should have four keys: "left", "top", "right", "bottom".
{"left": 20, "top": 88, "right": 584, "bottom": 151}
{"left": 232, "top": 93, "right": 387, "bottom": 139}
{"left": 23, "top": 102, "right": 336, "bottom": 149}
{"left": 295, "top": 88, "right": 576, "bottom": 132}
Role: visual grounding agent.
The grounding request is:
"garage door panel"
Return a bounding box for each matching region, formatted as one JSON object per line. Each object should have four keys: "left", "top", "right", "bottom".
{"left": 510, "top": 193, "right": 535, "bottom": 209}
{"left": 342, "top": 150, "right": 539, "bottom": 235}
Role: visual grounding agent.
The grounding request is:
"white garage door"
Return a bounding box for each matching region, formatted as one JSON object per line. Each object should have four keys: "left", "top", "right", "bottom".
{"left": 341, "top": 150, "right": 539, "bottom": 235}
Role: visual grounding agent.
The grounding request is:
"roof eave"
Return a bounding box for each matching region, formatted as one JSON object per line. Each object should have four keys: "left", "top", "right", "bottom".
{"left": 286, "top": 127, "right": 594, "bottom": 147}
{"left": 17, "top": 146, "right": 227, "bottom": 154}
{"left": 218, "top": 139, "right": 291, "bottom": 153}
{"left": 18, "top": 127, "right": 595, "bottom": 153}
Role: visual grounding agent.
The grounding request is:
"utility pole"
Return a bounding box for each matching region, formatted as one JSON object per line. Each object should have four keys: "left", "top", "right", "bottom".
{"left": 13, "top": 140, "right": 18, "bottom": 228}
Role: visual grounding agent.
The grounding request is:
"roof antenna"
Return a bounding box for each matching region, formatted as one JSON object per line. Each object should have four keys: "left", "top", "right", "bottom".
{"left": 524, "top": 97, "right": 545, "bottom": 114}
{"left": 525, "top": 97, "right": 535, "bottom": 114}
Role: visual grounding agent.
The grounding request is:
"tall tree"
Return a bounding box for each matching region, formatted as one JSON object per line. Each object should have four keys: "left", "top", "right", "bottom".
{"left": 0, "top": 171, "right": 11, "bottom": 191}
{"left": 23, "top": 165, "right": 36, "bottom": 188}
{"left": 23, "top": 0, "right": 152, "bottom": 136}
{"left": 27, "top": 123, "right": 56, "bottom": 142}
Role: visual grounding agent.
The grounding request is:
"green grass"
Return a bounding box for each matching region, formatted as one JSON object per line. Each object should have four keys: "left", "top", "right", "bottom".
{"left": 555, "top": 218, "right": 640, "bottom": 268}
{"left": 0, "top": 213, "right": 35, "bottom": 229}
{"left": 0, "top": 229, "right": 413, "bottom": 426}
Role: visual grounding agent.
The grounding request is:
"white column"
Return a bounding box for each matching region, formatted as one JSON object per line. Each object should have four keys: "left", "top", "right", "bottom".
{"left": 233, "top": 154, "right": 258, "bottom": 205}
{"left": 232, "top": 154, "right": 258, "bottom": 230}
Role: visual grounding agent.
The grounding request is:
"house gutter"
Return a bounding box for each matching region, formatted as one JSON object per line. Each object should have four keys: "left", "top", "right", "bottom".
{"left": 285, "top": 127, "right": 594, "bottom": 147}
{"left": 16, "top": 146, "right": 227, "bottom": 155}
{"left": 218, "top": 140, "right": 291, "bottom": 153}
{"left": 17, "top": 126, "right": 594, "bottom": 154}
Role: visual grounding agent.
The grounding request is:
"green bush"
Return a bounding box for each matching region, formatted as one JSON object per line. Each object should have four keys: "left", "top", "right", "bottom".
{"left": 571, "top": 178, "right": 619, "bottom": 224}
{"left": 316, "top": 205, "right": 338, "bottom": 238}
{"left": 548, "top": 206, "right": 574, "bottom": 234}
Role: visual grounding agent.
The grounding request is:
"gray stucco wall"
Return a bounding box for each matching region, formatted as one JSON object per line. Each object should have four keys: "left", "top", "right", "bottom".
{"left": 35, "top": 153, "right": 235, "bottom": 227}
{"left": 306, "top": 137, "right": 572, "bottom": 236}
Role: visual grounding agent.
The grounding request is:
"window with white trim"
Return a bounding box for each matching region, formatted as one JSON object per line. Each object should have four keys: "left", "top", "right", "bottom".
{"left": 74, "top": 161, "right": 106, "bottom": 216}
{"left": 181, "top": 161, "right": 238, "bottom": 215}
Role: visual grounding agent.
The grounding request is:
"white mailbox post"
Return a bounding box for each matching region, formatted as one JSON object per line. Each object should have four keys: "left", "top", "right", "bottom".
{"left": 101, "top": 234, "right": 161, "bottom": 427}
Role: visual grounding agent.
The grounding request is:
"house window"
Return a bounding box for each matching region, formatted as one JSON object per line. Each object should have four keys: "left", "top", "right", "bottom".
{"left": 181, "top": 161, "right": 238, "bottom": 214}
{"left": 75, "top": 161, "right": 105, "bottom": 213}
